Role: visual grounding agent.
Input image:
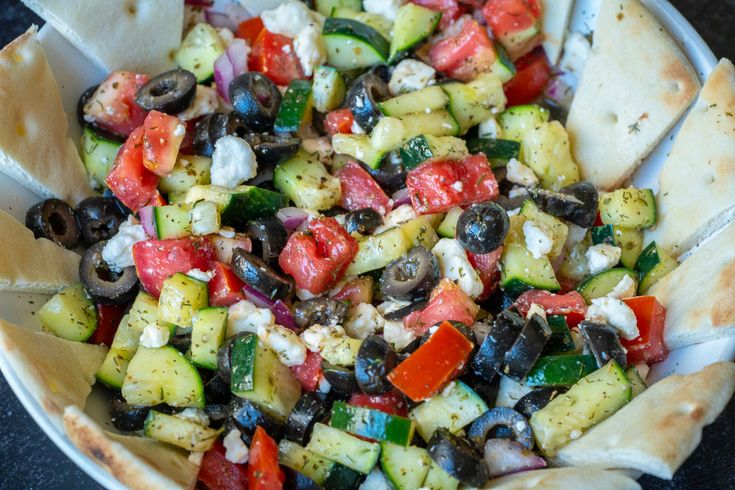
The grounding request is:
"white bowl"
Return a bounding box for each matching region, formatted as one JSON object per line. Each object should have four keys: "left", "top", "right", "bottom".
{"left": 0, "top": 1, "right": 731, "bottom": 488}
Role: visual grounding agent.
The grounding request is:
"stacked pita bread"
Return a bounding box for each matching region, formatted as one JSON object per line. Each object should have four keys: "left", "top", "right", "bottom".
{"left": 540, "top": 0, "right": 574, "bottom": 65}
{"left": 486, "top": 467, "right": 641, "bottom": 489}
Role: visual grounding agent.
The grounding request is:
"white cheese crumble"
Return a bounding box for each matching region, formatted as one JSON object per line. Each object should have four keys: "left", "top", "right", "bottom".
{"left": 294, "top": 23, "right": 326, "bottom": 77}
{"left": 218, "top": 226, "right": 236, "bottom": 238}
{"left": 376, "top": 300, "right": 412, "bottom": 316}
{"left": 363, "top": 0, "right": 402, "bottom": 20}
{"left": 173, "top": 123, "right": 186, "bottom": 138}
{"left": 139, "top": 323, "right": 170, "bottom": 349}
{"left": 359, "top": 468, "right": 392, "bottom": 490}
{"left": 227, "top": 300, "right": 275, "bottom": 337}
{"left": 301, "top": 137, "right": 333, "bottom": 163}
{"left": 211, "top": 135, "right": 258, "bottom": 188}
{"left": 432, "top": 238, "right": 484, "bottom": 299}
{"left": 607, "top": 274, "right": 637, "bottom": 299}
{"left": 102, "top": 216, "right": 146, "bottom": 272}
{"left": 586, "top": 297, "right": 640, "bottom": 340}
{"left": 586, "top": 243, "right": 622, "bottom": 274}
{"left": 388, "top": 59, "right": 437, "bottom": 95}
{"left": 178, "top": 85, "right": 219, "bottom": 121}
{"left": 478, "top": 118, "right": 501, "bottom": 138}
{"left": 506, "top": 158, "right": 539, "bottom": 187}
{"left": 296, "top": 286, "right": 322, "bottom": 301}
{"left": 300, "top": 324, "right": 346, "bottom": 352}
{"left": 527, "top": 303, "right": 547, "bottom": 320}
{"left": 496, "top": 375, "right": 533, "bottom": 408}
{"left": 223, "top": 428, "right": 249, "bottom": 464}
{"left": 382, "top": 320, "right": 417, "bottom": 351}
{"left": 508, "top": 185, "right": 529, "bottom": 199}
{"left": 522, "top": 220, "right": 554, "bottom": 259}
{"left": 560, "top": 32, "right": 591, "bottom": 75}
{"left": 450, "top": 181, "right": 464, "bottom": 192}
{"left": 175, "top": 408, "right": 210, "bottom": 427}
{"left": 351, "top": 120, "right": 366, "bottom": 134}
{"left": 187, "top": 268, "right": 214, "bottom": 282}
{"left": 318, "top": 377, "right": 332, "bottom": 393}
{"left": 344, "top": 303, "right": 385, "bottom": 339}
{"left": 373, "top": 204, "right": 417, "bottom": 234}
{"left": 257, "top": 323, "right": 307, "bottom": 366}
{"left": 261, "top": 1, "right": 322, "bottom": 38}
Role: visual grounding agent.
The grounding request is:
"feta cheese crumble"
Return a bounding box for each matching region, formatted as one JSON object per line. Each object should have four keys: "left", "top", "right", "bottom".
{"left": 432, "top": 238, "right": 484, "bottom": 299}
{"left": 227, "top": 300, "right": 275, "bottom": 337}
{"left": 294, "top": 23, "right": 326, "bottom": 77}
{"left": 175, "top": 408, "right": 210, "bottom": 427}
{"left": 373, "top": 204, "right": 417, "bottom": 234}
{"left": 223, "top": 428, "right": 249, "bottom": 464}
{"left": 388, "top": 59, "right": 436, "bottom": 95}
{"left": 523, "top": 220, "right": 554, "bottom": 259}
{"left": 300, "top": 324, "right": 346, "bottom": 352}
{"left": 527, "top": 303, "right": 547, "bottom": 320}
{"left": 344, "top": 303, "right": 385, "bottom": 339}
{"left": 261, "top": 1, "right": 322, "bottom": 38}
{"left": 139, "top": 323, "right": 170, "bottom": 348}
{"left": 586, "top": 243, "right": 622, "bottom": 274}
{"left": 382, "top": 320, "right": 417, "bottom": 351}
{"left": 211, "top": 135, "right": 258, "bottom": 188}
{"left": 506, "top": 158, "right": 539, "bottom": 187}
{"left": 258, "top": 323, "right": 307, "bottom": 366}
{"left": 586, "top": 297, "right": 640, "bottom": 340}
{"left": 187, "top": 268, "right": 214, "bottom": 282}
{"left": 478, "top": 118, "right": 501, "bottom": 139}
{"left": 607, "top": 274, "right": 637, "bottom": 299}
{"left": 102, "top": 216, "right": 146, "bottom": 272}
{"left": 178, "top": 85, "right": 219, "bottom": 121}
{"left": 363, "top": 0, "right": 402, "bottom": 20}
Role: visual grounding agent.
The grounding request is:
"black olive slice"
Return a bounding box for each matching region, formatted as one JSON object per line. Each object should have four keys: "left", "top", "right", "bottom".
{"left": 513, "top": 387, "right": 567, "bottom": 419}
{"left": 344, "top": 208, "right": 383, "bottom": 235}
{"left": 456, "top": 202, "right": 510, "bottom": 254}
{"left": 383, "top": 299, "right": 428, "bottom": 322}
{"left": 26, "top": 198, "right": 80, "bottom": 249}
{"left": 347, "top": 72, "right": 388, "bottom": 132}
{"left": 502, "top": 313, "right": 552, "bottom": 381}
{"left": 467, "top": 407, "right": 534, "bottom": 450}
{"left": 294, "top": 298, "right": 349, "bottom": 331}
{"left": 321, "top": 360, "right": 360, "bottom": 394}
{"left": 461, "top": 374, "right": 500, "bottom": 407}
{"left": 204, "top": 403, "right": 231, "bottom": 429}
{"left": 246, "top": 217, "right": 288, "bottom": 264}
{"left": 380, "top": 246, "right": 440, "bottom": 301}
{"left": 79, "top": 241, "right": 139, "bottom": 305}
{"left": 75, "top": 196, "right": 130, "bottom": 245}
{"left": 529, "top": 181, "right": 599, "bottom": 228}
{"left": 230, "top": 72, "right": 282, "bottom": 132}
{"left": 109, "top": 396, "right": 152, "bottom": 432}
{"left": 283, "top": 467, "right": 323, "bottom": 490}
{"left": 193, "top": 112, "right": 249, "bottom": 157}
{"left": 427, "top": 428, "right": 489, "bottom": 488}
{"left": 229, "top": 398, "right": 284, "bottom": 440}
{"left": 135, "top": 69, "right": 197, "bottom": 114}
{"left": 77, "top": 84, "right": 99, "bottom": 128}
{"left": 284, "top": 392, "right": 331, "bottom": 446}
{"left": 170, "top": 333, "right": 191, "bottom": 354}
{"left": 241, "top": 133, "right": 302, "bottom": 167}
{"left": 421, "top": 321, "right": 477, "bottom": 350}
{"left": 231, "top": 248, "right": 294, "bottom": 300}
{"left": 204, "top": 374, "right": 232, "bottom": 405}
{"left": 579, "top": 321, "right": 627, "bottom": 368}
{"left": 355, "top": 335, "right": 398, "bottom": 395}
{"left": 470, "top": 309, "right": 525, "bottom": 383}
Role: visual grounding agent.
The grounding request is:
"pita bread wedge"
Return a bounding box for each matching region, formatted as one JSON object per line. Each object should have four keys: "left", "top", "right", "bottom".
{"left": 0, "top": 319, "right": 106, "bottom": 427}
{"left": 540, "top": 0, "right": 574, "bottom": 65}
{"left": 21, "top": 0, "right": 183, "bottom": 75}
{"left": 485, "top": 467, "right": 641, "bottom": 489}
{"left": 0, "top": 208, "right": 80, "bottom": 293}
{"left": 647, "top": 59, "right": 735, "bottom": 256}
{"left": 63, "top": 405, "right": 199, "bottom": 490}
{"left": 648, "top": 220, "right": 735, "bottom": 349}
{"left": 565, "top": 0, "right": 700, "bottom": 190}
{"left": 0, "top": 27, "right": 92, "bottom": 204}
{"left": 556, "top": 362, "right": 735, "bottom": 479}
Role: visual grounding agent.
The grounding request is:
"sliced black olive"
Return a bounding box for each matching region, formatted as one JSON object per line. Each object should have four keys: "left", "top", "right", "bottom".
{"left": 529, "top": 181, "right": 599, "bottom": 228}
{"left": 204, "top": 404, "right": 231, "bottom": 429}
{"left": 283, "top": 467, "right": 323, "bottom": 490}
{"left": 513, "top": 387, "right": 567, "bottom": 419}
{"left": 204, "top": 374, "right": 232, "bottom": 405}
{"left": 75, "top": 196, "right": 130, "bottom": 245}
{"left": 294, "top": 298, "right": 349, "bottom": 331}
{"left": 380, "top": 246, "right": 440, "bottom": 301}
{"left": 109, "top": 395, "right": 151, "bottom": 432}
{"left": 170, "top": 333, "right": 191, "bottom": 354}
{"left": 383, "top": 299, "right": 428, "bottom": 322}
{"left": 321, "top": 360, "right": 360, "bottom": 394}
{"left": 284, "top": 392, "right": 331, "bottom": 446}
{"left": 344, "top": 208, "right": 383, "bottom": 235}
{"left": 193, "top": 112, "right": 249, "bottom": 157}
{"left": 241, "top": 133, "right": 301, "bottom": 167}
{"left": 217, "top": 332, "right": 253, "bottom": 384}
{"left": 230, "top": 398, "right": 284, "bottom": 440}
{"left": 135, "top": 69, "right": 197, "bottom": 114}
{"left": 363, "top": 154, "right": 406, "bottom": 194}
{"left": 355, "top": 335, "right": 398, "bottom": 395}
{"left": 246, "top": 217, "right": 288, "bottom": 264}
{"left": 502, "top": 313, "right": 552, "bottom": 381}
{"left": 77, "top": 84, "right": 99, "bottom": 128}
{"left": 231, "top": 248, "right": 294, "bottom": 300}
{"left": 346, "top": 72, "right": 388, "bottom": 132}
{"left": 427, "top": 428, "right": 489, "bottom": 488}
{"left": 461, "top": 374, "right": 500, "bottom": 407}
{"left": 579, "top": 321, "right": 627, "bottom": 368}
{"left": 79, "top": 241, "right": 139, "bottom": 305}
{"left": 470, "top": 309, "right": 525, "bottom": 382}
{"left": 230, "top": 72, "right": 282, "bottom": 132}
{"left": 495, "top": 193, "right": 529, "bottom": 212}
{"left": 26, "top": 198, "right": 80, "bottom": 249}
{"left": 467, "top": 407, "right": 534, "bottom": 450}
{"left": 456, "top": 202, "right": 509, "bottom": 254}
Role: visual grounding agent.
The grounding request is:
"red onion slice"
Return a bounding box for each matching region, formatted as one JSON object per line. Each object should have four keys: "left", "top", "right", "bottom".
{"left": 214, "top": 39, "right": 250, "bottom": 102}
{"left": 391, "top": 188, "right": 412, "bottom": 207}
{"left": 483, "top": 439, "right": 547, "bottom": 478}
{"left": 186, "top": 0, "right": 213, "bottom": 6}
{"left": 242, "top": 284, "right": 297, "bottom": 329}
{"left": 277, "top": 207, "right": 310, "bottom": 230}
{"left": 138, "top": 206, "right": 156, "bottom": 238}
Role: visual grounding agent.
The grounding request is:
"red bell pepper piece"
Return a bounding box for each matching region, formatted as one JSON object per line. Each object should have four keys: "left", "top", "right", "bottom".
{"left": 236, "top": 17, "right": 265, "bottom": 46}
{"left": 503, "top": 48, "right": 551, "bottom": 106}
{"left": 324, "top": 108, "right": 355, "bottom": 136}
{"left": 349, "top": 391, "right": 409, "bottom": 417}
{"left": 388, "top": 321, "right": 474, "bottom": 401}
{"left": 249, "top": 30, "right": 304, "bottom": 86}
{"left": 622, "top": 296, "right": 668, "bottom": 364}
{"left": 88, "top": 303, "right": 126, "bottom": 346}
{"left": 336, "top": 162, "right": 392, "bottom": 216}
{"left": 290, "top": 350, "right": 324, "bottom": 392}
{"left": 197, "top": 440, "right": 249, "bottom": 490}
{"left": 209, "top": 262, "right": 247, "bottom": 307}
{"left": 404, "top": 279, "right": 480, "bottom": 334}
{"left": 248, "top": 426, "right": 285, "bottom": 490}
{"left": 467, "top": 248, "right": 503, "bottom": 301}
{"left": 106, "top": 126, "right": 160, "bottom": 212}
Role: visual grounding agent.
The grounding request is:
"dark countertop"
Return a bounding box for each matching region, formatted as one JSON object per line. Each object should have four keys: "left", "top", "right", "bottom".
{"left": 0, "top": 0, "right": 733, "bottom": 489}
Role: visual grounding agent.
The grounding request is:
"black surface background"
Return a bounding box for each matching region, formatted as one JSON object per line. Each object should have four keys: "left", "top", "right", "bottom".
{"left": 0, "top": 0, "right": 733, "bottom": 488}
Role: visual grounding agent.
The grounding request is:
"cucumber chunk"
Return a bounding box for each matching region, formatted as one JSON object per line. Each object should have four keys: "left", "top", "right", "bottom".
{"left": 635, "top": 241, "right": 677, "bottom": 293}
{"left": 175, "top": 23, "right": 225, "bottom": 82}
{"left": 81, "top": 126, "right": 121, "bottom": 190}
{"left": 401, "top": 216, "right": 440, "bottom": 250}
{"left": 158, "top": 272, "right": 209, "bottom": 328}
{"left": 466, "top": 138, "right": 520, "bottom": 168}
{"left": 185, "top": 184, "right": 288, "bottom": 227}
{"left": 345, "top": 227, "right": 411, "bottom": 276}
{"left": 379, "top": 86, "right": 449, "bottom": 117}
{"left": 315, "top": 0, "right": 363, "bottom": 18}
{"left": 191, "top": 307, "right": 228, "bottom": 370}
{"left": 323, "top": 18, "right": 389, "bottom": 70}
{"left": 442, "top": 74, "right": 506, "bottom": 134}
{"left": 389, "top": 3, "right": 441, "bottom": 62}
{"left": 275, "top": 80, "right": 314, "bottom": 133}
{"left": 626, "top": 366, "right": 647, "bottom": 398}
{"left": 400, "top": 135, "right": 468, "bottom": 170}
{"left": 191, "top": 200, "right": 221, "bottom": 236}
{"left": 143, "top": 410, "right": 219, "bottom": 451}
{"left": 489, "top": 44, "right": 516, "bottom": 83}
{"left": 501, "top": 244, "right": 560, "bottom": 297}
{"left": 307, "top": 423, "right": 380, "bottom": 474}
{"left": 279, "top": 440, "right": 335, "bottom": 484}
{"left": 274, "top": 151, "right": 342, "bottom": 211}
{"left": 313, "top": 66, "right": 346, "bottom": 113}
{"left": 525, "top": 354, "right": 598, "bottom": 387}
{"left": 128, "top": 291, "right": 160, "bottom": 332}
{"left": 380, "top": 442, "right": 431, "bottom": 490}
{"left": 96, "top": 314, "right": 137, "bottom": 389}
{"left": 38, "top": 284, "right": 97, "bottom": 342}
{"left": 544, "top": 315, "right": 576, "bottom": 355}
{"left": 437, "top": 207, "right": 463, "bottom": 238}
{"left": 521, "top": 121, "right": 580, "bottom": 191}
{"left": 410, "top": 381, "right": 488, "bottom": 442}
{"left": 498, "top": 104, "right": 549, "bottom": 142}
{"left": 398, "top": 109, "right": 460, "bottom": 138}
{"left": 600, "top": 187, "right": 657, "bottom": 229}
{"left": 520, "top": 199, "right": 569, "bottom": 259}
{"left": 330, "top": 8, "right": 393, "bottom": 40}
{"left": 577, "top": 268, "right": 639, "bottom": 303}
{"left": 423, "top": 461, "right": 459, "bottom": 490}
{"left": 159, "top": 154, "right": 211, "bottom": 196}
{"left": 332, "top": 134, "right": 385, "bottom": 169}
{"left": 154, "top": 204, "right": 192, "bottom": 239}
{"left": 330, "top": 401, "right": 416, "bottom": 445}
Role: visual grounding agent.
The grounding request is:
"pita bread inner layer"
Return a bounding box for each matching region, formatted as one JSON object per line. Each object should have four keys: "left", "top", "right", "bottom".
{"left": 556, "top": 362, "right": 735, "bottom": 480}
{"left": 485, "top": 467, "right": 641, "bottom": 490}
{"left": 565, "top": 0, "right": 700, "bottom": 190}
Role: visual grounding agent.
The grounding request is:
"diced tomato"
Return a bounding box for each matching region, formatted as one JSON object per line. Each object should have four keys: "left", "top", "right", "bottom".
{"left": 147, "top": 190, "right": 167, "bottom": 207}
{"left": 209, "top": 233, "right": 253, "bottom": 265}
{"left": 197, "top": 440, "right": 249, "bottom": 490}
{"left": 291, "top": 350, "right": 324, "bottom": 391}
{"left": 468, "top": 248, "right": 503, "bottom": 301}
{"left": 514, "top": 289, "right": 587, "bottom": 318}
{"left": 336, "top": 162, "right": 392, "bottom": 216}
{"left": 236, "top": 17, "right": 265, "bottom": 46}
{"left": 389, "top": 321, "right": 474, "bottom": 401}
{"left": 83, "top": 71, "right": 149, "bottom": 137}
{"left": 330, "top": 276, "right": 374, "bottom": 305}
{"left": 142, "top": 111, "right": 185, "bottom": 176}
{"left": 349, "top": 391, "right": 409, "bottom": 417}
{"left": 324, "top": 108, "right": 354, "bottom": 136}
{"left": 482, "top": 0, "right": 542, "bottom": 60}
{"left": 279, "top": 217, "right": 359, "bottom": 294}
{"left": 404, "top": 279, "right": 480, "bottom": 334}
{"left": 621, "top": 296, "right": 668, "bottom": 364}
{"left": 407, "top": 154, "right": 499, "bottom": 214}
{"left": 429, "top": 18, "right": 495, "bottom": 81}
{"left": 249, "top": 30, "right": 304, "bottom": 86}
{"left": 105, "top": 127, "right": 159, "bottom": 212}
{"left": 179, "top": 117, "right": 202, "bottom": 154}
{"left": 88, "top": 303, "right": 126, "bottom": 346}
{"left": 503, "top": 48, "right": 551, "bottom": 106}
{"left": 411, "top": 0, "right": 462, "bottom": 30}
{"left": 209, "top": 262, "right": 247, "bottom": 307}
{"left": 132, "top": 237, "right": 216, "bottom": 297}
{"left": 593, "top": 212, "right": 603, "bottom": 227}
{"left": 248, "top": 426, "right": 285, "bottom": 490}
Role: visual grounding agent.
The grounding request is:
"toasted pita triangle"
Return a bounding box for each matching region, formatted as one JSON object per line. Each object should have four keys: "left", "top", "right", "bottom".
{"left": 647, "top": 59, "right": 735, "bottom": 256}
{"left": 486, "top": 467, "right": 641, "bottom": 489}
{"left": 565, "top": 0, "right": 700, "bottom": 190}
{"left": 540, "top": 0, "right": 574, "bottom": 65}
{"left": 556, "top": 362, "right": 735, "bottom": 479}
{"left": 0, "top": 27, "right": 92, "bottom": 204}
{"left": 21, "top": 0, "right": 183, "bottom": 75}
{"left": 0, "top": 319, "right": 107, "bottom": 428}
{"left": 0, "top": 208, "right": 80, "bottom": 293}
{"left": 64, "top": 406, "right": 199, "bottom": 490}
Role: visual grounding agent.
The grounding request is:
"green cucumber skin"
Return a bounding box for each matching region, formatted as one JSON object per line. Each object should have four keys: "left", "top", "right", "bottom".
{"left": 330, "top": 401, "right": 415, "bottom": 446}
{"left": 38, "top": 284, "right": 98, "bottom": 342}
{"left": 544, "top": 315, "right": 576, "bottom": 355}
{"left": 380, "top": 442, "right": 431, "bottom": 490}
{"left": 275, "top": 80, "right": 313, "bottom": 133}
{"left": 322, "top": 18, "right": 390, "bottom": 69}
{"left": 525, "top": 354, "right": 598, "bottom": 387}
{"left": 230, "top": 334, "right": 258, "bottom": 393}
{"left": 81, "top": 126, "right": 121, "bottom": 189}
{"left": 389, "top": 3, "right": 441, "bottom": 62}
{"left": 591, "top": 224, "right": 615, "bottom": 245}
{"left": 307, "top": 423, "right": 381, "bottom": 474}
{"left": 400, "top": 135, "right": 435, "bottom": 170}
{"left": 466, "top": 138, "right": 521, "bottom": 168}
{"left": 577, "top": 268, "right": 639, "bottom": 304}
{"left": 219, "top": 187, "right": 288, "bottom": 228}
{"left": 635, "top": 242, "right": 661, "bottom": 277}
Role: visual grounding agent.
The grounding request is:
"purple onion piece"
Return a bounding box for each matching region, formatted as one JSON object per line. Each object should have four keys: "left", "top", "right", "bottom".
{"left": 391, "top": 188, "right": 411, "bottom": 207}
{"left": 242, "top": 284, "right": 296, "bottom": 329}
{"left": 483, "top": 439, "right": 546, "bottom": 478}
{"left": 138, "top": 206, "right": 156, "bottom": 238}
{"left": 214, "top": 39, "right": 250, "bottom": 102}
{"left": 242, "top": 283, "right": 274, "bottom": 309}
{"left": 277, "top": 207, "right": 310, "bottom": 230}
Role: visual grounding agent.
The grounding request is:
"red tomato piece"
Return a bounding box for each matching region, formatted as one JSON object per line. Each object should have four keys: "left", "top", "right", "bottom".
{"left": 209, "top": 262, "right": 247, "bottom": 307}
{"left": 621, "top": 296, "right": 668, "bottom": 365}
{"left": 429, "top": 18, "right": 494, "bottom": 79}
{"left": 279, "top": 217, "right": 358, "bottom": 294}
{"left": 197, "top": 440, "right": 249, "bottom": 490}
{"left": 105, "top": 126, "right": 159, "bottom": 212}
{"left": 336, "top": 162, "right": 392, "bottom": 216}
{"left": 407, "top": 154, "right": 499, "bottom": 214}
{"left": 248, "top": 426, "right": 285, "bottom": 490}
{"left": 142, "top": 111, "right": 185, "bottom": 176}
{"left": 411, "top": 0, "right": 462, "bottom": 30}
{"left": 249, "top": 30, "right": 304, "bottom": 86}
{"left": 482, "top": 0, "right": 542, "bottom": 60}
{"left": 236, "top": 17, "right": 265, "bottom": 46}
{"left": 291, "top": 350, "right": 324, "bottom": 392}
{"left": 324, "top": 108, "right": 354, "bottom": 136}
{"left": 468, "top": 247, "right": 503, "bottom": 301}
{"left": 83, "top": 71, "right": 149, "bottom": 137}
{"left": 88, "top": 303, "right": 126, "bottom": 346}
{"left": 389, "top": 321, "right": 474, "bottom": 401}
{"left": 132, "top": 237, "right": 216, "bottom": 297}
{"left": 514, "top": 289, "right": 588, "bottom": 318}
{"left": 147, "top": 190, "right": 167, "bottom": 207}
{"left": 503, "top": 48, "right": 551, "bottom": 106}
{"left": 404, "top": 279, "right": 480, "bottom": 334}
{"left": 330, "top": 276, "right": 374, "bottom": 305}
{"left": 349, "top": 391, "right": 409, "bottom": 417}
